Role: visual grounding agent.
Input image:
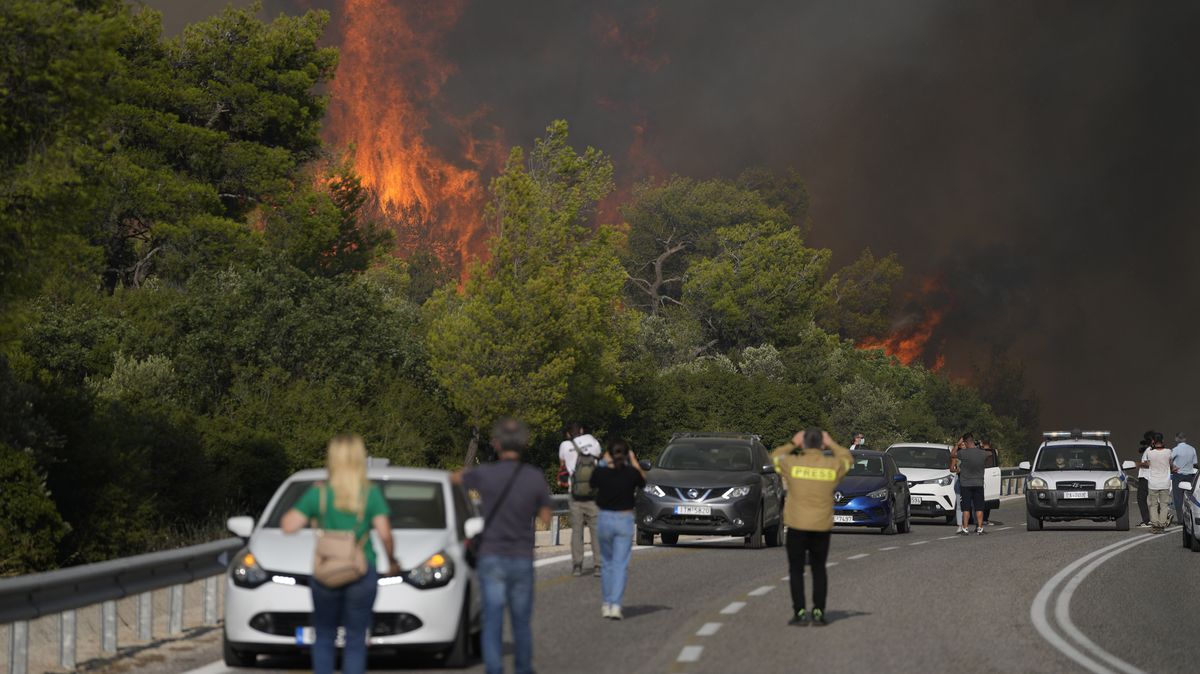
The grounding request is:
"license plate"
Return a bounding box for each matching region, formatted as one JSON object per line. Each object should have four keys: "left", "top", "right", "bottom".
{"left": 295, "top": 627, "right": 315, "bottom": 645}
{"left": 674, "top": 505, "right": 711, "bottom": 516}
{"left": 1063, "top": 491, "right": 1089, "bottom": 499}
{"left": 910, "top": 496, "right": 922, "bottom": 505}
{"left": 833, "top": 515, "right": 854, "bottom": 524}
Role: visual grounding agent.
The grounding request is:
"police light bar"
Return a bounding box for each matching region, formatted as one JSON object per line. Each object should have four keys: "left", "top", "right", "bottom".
{"left": 1042, "top": 430, "right": 1111, "bottom": 440}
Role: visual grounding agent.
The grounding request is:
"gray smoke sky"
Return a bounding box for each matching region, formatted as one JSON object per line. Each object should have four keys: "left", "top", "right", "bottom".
{"left": 144, "top": 0, "right": 1200, "bottom": 453}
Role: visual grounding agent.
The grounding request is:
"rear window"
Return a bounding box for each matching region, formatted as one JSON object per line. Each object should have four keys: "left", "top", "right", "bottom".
{"left": 264, "top": 479, "right": 447, "bottom": 529}
{"left": 1035, "top": 445, "right": 1116, "bottom": 472}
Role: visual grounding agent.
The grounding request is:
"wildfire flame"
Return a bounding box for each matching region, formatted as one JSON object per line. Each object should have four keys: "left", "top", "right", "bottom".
{"left": 327, "top": 0, "right": 504, "bottom": 270}
{"left": 858, "top": 277, "right": 949, "bottom": 369}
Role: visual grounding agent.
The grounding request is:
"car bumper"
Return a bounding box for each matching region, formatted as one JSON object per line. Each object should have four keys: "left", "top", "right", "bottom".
{"left": 635, "top": 494, "right": 761, "bottom": 536}
{"left": 907, "top": 486, "right": 956, "bottom": 518}
{"left": 224, "top": 573, "right": 469, "bottom": 651}
{"left": 833, "top": 496, "right": 892, "bottom": 527}
{"left": 1025, "top": 489, "right": 1128, "bottom": 520}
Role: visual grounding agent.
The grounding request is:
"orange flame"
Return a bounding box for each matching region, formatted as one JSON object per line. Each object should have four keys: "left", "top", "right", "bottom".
{"left": 327, "top": 0, "right": 505, "bottom": 271}
{"left": 858, "top": 307, "right": 946, "bottom": 366}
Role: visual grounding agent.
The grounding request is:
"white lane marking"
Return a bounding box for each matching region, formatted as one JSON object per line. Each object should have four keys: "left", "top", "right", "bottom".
{"left": 878, "top": 546, "right": 899, "bottom": 551}
{"left": 909, "top": 540, "right": 929, "bottom": 546}
{"left": 720, "top": 601, "right": 747, "bottom": 615}
{"left": 677, "top": 645, "right": 704, "bottom": 663}
{"left": 847, "top": 553, "right": 869, "bottom": 560}
{"left": 781, "top": 575, "right": 790, "bottom": 581}
{"left": 996, "top": 526, "right": 1013, "bottom": 531}
{"left": 696, "top": 622, "right": 723, "bottom": 636}
{"left": 180, "top": 663, "right": 228, "bottom": 674}
{"left": 1031, "top": 534, "right": 1165, "bottom": 674}
{"left": 532, "top": 536, "right": 738, "bottom": 568}
{"left": 938, "top": 535, "right": 959, "bottom": 540}
{"left": 748, "top": 585, "right": 775, "bottom": 596}
{"left": 826, "top": 562, "right": 838, "bottom": 567}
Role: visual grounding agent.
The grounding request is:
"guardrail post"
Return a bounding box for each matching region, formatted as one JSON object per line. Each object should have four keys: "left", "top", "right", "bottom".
{"left": 101, "top": 600, "right": 117, "bottom": 653}
{"left": 137, "top": 592, "right": 153, "bottom": 641}
{"left": 204, "top": 576, "right": 218, "bottom": 625}
{"left": 9, "top": 619, "right": 29, "bottom": 674}
{"left": 169, "top": 584, "right": 184, "bottom": 634}
{"left": 551, "top": 514, "right": 561, "bottom": 546}
{"left": 60, "top": 609, "right": 76, "bottom": 669}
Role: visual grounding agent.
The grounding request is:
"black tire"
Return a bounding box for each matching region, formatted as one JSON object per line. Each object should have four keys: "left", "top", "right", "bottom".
{"left": 898, "top": 512, "right": 912, "bottom": 534}
{"left": 1191, "top": 527, "right": 1200, "bottom": 552}
{"left": 1026, "top": 511, "right": 1043, "bottom": 531}
{"left": 223, "top": 637, "right": 257, "bottom": 668}
{"left": 944, "top": 512, "right": 956, "bottom": 524}
{"left": 442, "top": 600, "right": 471, "bottom": 668}
{"left": 636, "top": 528, "right": 654, "bottom": 546}
{"left": 745, "top": 505, "right": 765, "bottom": 549}
{"left": 881, "top": 503, "right": 898, "bottom": 535}
{"left": 765, "top": 521, "right": 782, "bottom": 547}
{"left": 1115, "top": 507, "right": 1129, "bottom": 532}
{"left": 1185, "top": 525, "right": 1192, "bottom": 548}
{"left": 660, "top": 532, "right": 679, "bottom": 545}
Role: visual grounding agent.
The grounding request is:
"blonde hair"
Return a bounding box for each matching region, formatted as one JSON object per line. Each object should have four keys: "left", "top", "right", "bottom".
{"left": 326, "top": 434, "right": 368, "bottom": 513}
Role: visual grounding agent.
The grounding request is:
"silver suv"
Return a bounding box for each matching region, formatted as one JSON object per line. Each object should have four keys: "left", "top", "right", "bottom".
{"left": 1019, "top": 430, "right": 1136, "bottom": 531}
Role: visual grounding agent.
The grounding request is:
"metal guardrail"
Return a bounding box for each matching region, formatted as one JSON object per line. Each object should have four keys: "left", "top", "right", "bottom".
{"left": 1, "top": 538, "right": 243, "bottom": 674}
{"left": 1001, "top": 467, "right": 1029, "bottom": 495}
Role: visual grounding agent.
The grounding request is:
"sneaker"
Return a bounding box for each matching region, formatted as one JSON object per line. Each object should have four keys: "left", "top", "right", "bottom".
{"left": 788, "top": 610, "right": 810, "bottom": 626}
{"left": 594, "top": 565, "right": 602, "bottom": 578}
{"left": 572, "top": 564, "right": 583, "bottom": 577}
{"left": 1137, "top": 522, "right": 1152, "bottom": 529}
{"left": 602, "top": 604, "right": 612, "bottom": 619}
{"left": 956, "top": 528, "right": 969, "bottom": 536}
{"left": 976, "top": 527, "right": 986, "bottom": 535}
{"left": 610, "top": 606, "right": 623, "bottom": 620}
{"left": 985, "top": 521, "right": 997, "bottom": 526}
{"left": 811, "top": 608, "right": 827, "bottom": 626}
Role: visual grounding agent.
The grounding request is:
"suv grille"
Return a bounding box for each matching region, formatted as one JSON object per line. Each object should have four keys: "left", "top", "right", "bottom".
{"left": 1055, "top": 481, "right": 1096, "bottom": 490}
{"left": 667, "top": 487, "right": 715, "bottom": 501}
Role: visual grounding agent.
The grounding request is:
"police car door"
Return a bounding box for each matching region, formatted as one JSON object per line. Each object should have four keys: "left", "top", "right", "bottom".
{"left": 984, "top": 449, "right": 1001, "bottom": 508}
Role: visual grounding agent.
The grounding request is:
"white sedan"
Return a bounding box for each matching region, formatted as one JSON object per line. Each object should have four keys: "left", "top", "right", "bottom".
{"left": 222, "top": 465, "right": 483, "bottom": 667}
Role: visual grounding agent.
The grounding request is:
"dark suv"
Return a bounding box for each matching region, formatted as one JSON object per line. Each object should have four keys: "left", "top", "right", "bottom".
{"left": 635, "top": 433, "right": 785, "bottom": 549}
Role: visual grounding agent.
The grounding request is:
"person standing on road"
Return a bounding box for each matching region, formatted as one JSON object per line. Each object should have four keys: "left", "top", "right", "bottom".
{"left": 851, "top": 432, "right": 866, "bottom": 450}
{"left": 452, "top": 418, "right": 553, "bottom": 674}
{"left": 979, "top": 438, "right": 999, "bottom": 526}
{"left": 1134, "top": 432, "right": 1154, "bottom": 528}
{"left": 1140, "top": 434, "right": 1177, "bottom": 534}
{"left": 1170, "top": 432, "right": 1198, "bottom": 520}
{"left": 772, "top": 428, "right": 852, "bottom": 627}
{"left": 588, "top": 439, "right": 647, "bottom": 620}
{"left": 952, "top": 433, "right": 989, "bottom": 535}
{"left": 559, "top": 423, "right": 604, "bottom": 577}
{"left": 280, "top": 434, "right": 399, "bottom": 674}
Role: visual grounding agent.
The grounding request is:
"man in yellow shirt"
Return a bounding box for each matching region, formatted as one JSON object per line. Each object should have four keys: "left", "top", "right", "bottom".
{"left": 771, "top": 428, "right": 852, "bottom": 626}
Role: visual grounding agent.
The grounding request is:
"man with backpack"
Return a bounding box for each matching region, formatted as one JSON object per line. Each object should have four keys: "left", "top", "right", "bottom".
{"left": 559, "top": 423, "right": 604, "bottom": 577}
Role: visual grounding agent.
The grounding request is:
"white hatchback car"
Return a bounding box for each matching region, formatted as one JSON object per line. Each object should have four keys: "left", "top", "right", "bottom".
{"left": 885, "top": 443, "right": 1000, "bottom": 523}
{"left": 223, "top": 465, "right": 483, "bottom": 667}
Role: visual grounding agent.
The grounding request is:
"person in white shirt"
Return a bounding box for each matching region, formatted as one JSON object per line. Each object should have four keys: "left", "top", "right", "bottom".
{"left": 1140, "top": 434, "right": 1177, "bottom": 534}
{"left": 1171, "top": 432, "right": 1198, "bottom": 518}
{"left": 559, "top": 423, "right": 603, "bottom": 576}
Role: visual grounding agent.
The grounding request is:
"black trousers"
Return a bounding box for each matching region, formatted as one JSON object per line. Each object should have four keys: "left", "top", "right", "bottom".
{"left": 1137, "top": 477, "right": 1151, "bottom": 524}
{"left": 786, "top": 530, "right": 831, "bottom": 612}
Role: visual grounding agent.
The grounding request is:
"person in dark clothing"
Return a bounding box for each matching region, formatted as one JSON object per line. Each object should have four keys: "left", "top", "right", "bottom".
{"left": 980, "top": 438, "right": 999, "bottom": 525}
{"left": 953, "top": 433, "right": 989, "bottom": 535}
{"left": 589, "top": 439, "right": 646, "bottom": 620}
{"left": 1135, "top": 431, "right": 1154, "bottom": 528}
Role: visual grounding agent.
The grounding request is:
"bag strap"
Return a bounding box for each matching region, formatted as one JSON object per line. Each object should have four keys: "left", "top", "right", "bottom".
{"left": 315, "top": 484, "right": 371, "bottom": 546}
{"left": 475, "top": 463, "right": 524, "bottom": 547}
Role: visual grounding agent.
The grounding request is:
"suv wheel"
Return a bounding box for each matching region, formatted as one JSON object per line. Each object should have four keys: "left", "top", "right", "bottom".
{"left": 636, "top": 529, "right": 654, "bottom": 546}
{"left": 1115, "top": 508, "right": 1130, "bottom": 531}
{"left": 745, "top": 505, "right": 765, "bottom": 549}
{"left": 660, "top": 532, "right": 679, "bottom": 545}
{"left": 1026, "top": 511, "right": 1043, "bottom": 531}
{"left": 765, "top": 520, "right": 782, "bottom": 547}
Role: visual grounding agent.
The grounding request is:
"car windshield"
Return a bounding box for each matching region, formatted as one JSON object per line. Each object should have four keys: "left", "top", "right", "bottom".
{"left": 888, "top": 446, "right": 951, "bottom": 470}
{"left": 847, "top": 455, "right": 885, "bottom": 477}
{"left": 658, "top": 442, "right": 754, "bottom": 471}
{"left": 1035, "top": 445, "right": 1116, "bottom": 472}
{"left": 264, "top": 479, "right": 447, "bottom": 529}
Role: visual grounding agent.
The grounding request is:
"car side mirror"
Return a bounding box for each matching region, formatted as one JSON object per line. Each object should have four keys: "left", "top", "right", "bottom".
{"left": 639, "top": 460, "right": 653, "bottom": 472}
{"left": 761, "top": 464, "right": 775, "bottom": 475}
{"left": 893, "top": 473, "right": 907, "bottom": 483}
{"left": 1180, "top": 482, "right": 1193, "bottom": 492}
{"left": 463, "top": 516, "right": 485, "bottom": 540}
{"left": 1018, "top": 461, "right": 1031, "bottom": 471}
{"left": 1121, "top": 460, "right": 1136, "bottom": 470}
{"left": 227, "top": 516, "right": 254, "bottom": 538}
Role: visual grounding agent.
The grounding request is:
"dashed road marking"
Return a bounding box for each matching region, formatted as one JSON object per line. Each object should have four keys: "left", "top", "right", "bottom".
{"left": 748, "top": 585, "right": 775, "bottom": 596}
{"left": 996, "top": 526, "right": 1013, "bottom": 531}
{"left": 696, "top": 622, "right": 723, "bottom": 636}
{"left": 879, "top": 546, "right": 899, "bottom": 551}
{"left": 847, "top": 553, "right": 870, "bottom": 560}
{"left": 826, "top": 562, "right": 838, "bottom": 567}
{"left": 720, "top": 601, "right": 747, "bottom": 615}
{"left": 781, "top": 575, "right": 790, "bottom": 581}
{"left": 910, "top": 540, "right": 929, "bottom": 545}
{"left": 938, "top": 535, "right": 959, "bottom": 540}
{"left": 677, "top": 645, "right": 704, "bottom": 663}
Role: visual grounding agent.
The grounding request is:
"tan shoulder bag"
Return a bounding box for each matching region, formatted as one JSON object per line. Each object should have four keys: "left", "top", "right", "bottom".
{"left": 311, "top": 485, "right": 369, "bottom": 588}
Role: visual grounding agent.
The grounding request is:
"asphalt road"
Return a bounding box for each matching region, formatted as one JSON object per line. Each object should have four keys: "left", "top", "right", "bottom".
{"left": 154, "top": 501, "right": 1198, "bottom": 674}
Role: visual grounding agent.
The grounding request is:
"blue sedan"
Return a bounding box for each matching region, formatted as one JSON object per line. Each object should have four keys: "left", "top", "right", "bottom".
{"left": 832, "top": 450, "right": 913, "bottom": 535}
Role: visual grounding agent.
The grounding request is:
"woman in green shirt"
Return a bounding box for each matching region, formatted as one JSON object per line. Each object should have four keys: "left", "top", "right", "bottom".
{"left": 281, "top": 434, "right": 398, "bottom": 674}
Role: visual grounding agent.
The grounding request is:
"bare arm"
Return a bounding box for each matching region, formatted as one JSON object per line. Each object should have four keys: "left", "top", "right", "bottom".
{"left": 629, "top": 451, "right": 646, "bottom": 478}
{"left": 373, "top": 514, "right": 400, "bottom": 576}
{"left": 280, "top": 508, "right": 307, "bottom": 534}
{"left": 537, "top": 505, "right": 553, "bottom": 528}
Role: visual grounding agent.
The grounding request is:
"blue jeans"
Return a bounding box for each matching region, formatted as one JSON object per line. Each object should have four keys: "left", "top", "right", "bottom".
{"left": 597, "top": 510, "right": 634, "bottom": 607}
{"left": 310, "top": 567, "right": 378, "bottom": 674}
{"left": 1173, "top": 473, "right": 1195, "bottom": 518}
{"left": 478, "top": 555, "right": 534, "bottom": 674}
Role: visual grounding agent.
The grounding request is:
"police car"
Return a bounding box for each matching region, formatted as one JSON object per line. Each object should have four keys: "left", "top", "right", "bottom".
{"left": 1019, "top": 430, "right": 1136, "bottom": 531}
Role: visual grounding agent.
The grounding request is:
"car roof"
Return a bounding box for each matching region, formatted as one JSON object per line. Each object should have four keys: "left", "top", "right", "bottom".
{"left": 286, "top": 466, "right": 452, "bottom": 482}
{"left": 1040, "top": 439, "right": 1113, "bottom": 448}
{"left": 885, "top": 443, "right": 952, "bottom": 450}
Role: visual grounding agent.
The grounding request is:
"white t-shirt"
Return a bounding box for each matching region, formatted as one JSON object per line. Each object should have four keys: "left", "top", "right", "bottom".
{"left": 1143, "top": 448, "right": 1173, "bottom": 491}
{"left": 558, "top": 434, "right": 602, "bottom": 476}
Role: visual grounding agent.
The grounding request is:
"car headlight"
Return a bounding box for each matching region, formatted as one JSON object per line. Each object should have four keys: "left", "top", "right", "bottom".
{"left": 935, "top": 475, "right": 954, "bottom": 486}
{"left": 1028, "top": 477, "right": 1048, "bottom": 490}
{"left": 643, "top": 484, "right": 666, "bottom": 498}
{"left": 867, "top": 488, "right": 889, "bottom": 500}
{"left": 1104, "top": 476, "right": 1122, "bottom": 490}
{"left": 722, "top": 486, "right": 752, "bottom": 499}
{"left": 230, "top": 550, "right": 269, "bottom": 588}
{"left": 404, "top": 551, "right": 454, "bottom": 589}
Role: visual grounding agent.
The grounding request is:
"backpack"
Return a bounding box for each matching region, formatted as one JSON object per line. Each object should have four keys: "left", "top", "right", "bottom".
{"left": 570, "top": 441, "right": 597, "bottom": 501}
